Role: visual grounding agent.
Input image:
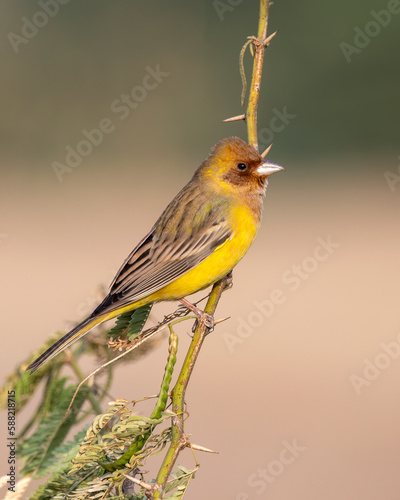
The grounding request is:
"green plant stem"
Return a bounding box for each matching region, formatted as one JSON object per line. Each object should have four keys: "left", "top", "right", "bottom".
{"left": 153, "top": 277, "right": 228, "bottom": 498}
{"left": 246, "top": 0, "right": 270, "bottom": 149}
{"left": 100, "top": 329, "right": 178, "bottom": 472}
{"left": 153, "top": 3, "right": 270, "bottom": 496}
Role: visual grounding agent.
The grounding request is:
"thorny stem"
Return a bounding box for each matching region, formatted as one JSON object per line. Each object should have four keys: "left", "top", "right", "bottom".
{"left": 246, "top": 0, "right": 270, "bottom": 150}
{"left": 153, "top": 278, "right": 228, "bottom": 498}
{"left": 153, "top": 2, "right": 271, "bottom": 497}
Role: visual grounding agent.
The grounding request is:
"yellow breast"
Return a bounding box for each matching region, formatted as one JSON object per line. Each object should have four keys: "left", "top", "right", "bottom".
{"left": 149, "top": 203, "right": 260, "bottom": 301}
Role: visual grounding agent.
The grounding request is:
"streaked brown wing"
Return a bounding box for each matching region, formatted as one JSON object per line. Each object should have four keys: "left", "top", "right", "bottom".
{"left": 93, "top": 186, "right": 232, "bottom": 315}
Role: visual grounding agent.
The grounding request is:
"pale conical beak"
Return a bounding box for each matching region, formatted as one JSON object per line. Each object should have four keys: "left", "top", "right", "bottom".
{"left": 256, "top": 160, "right": 285, "bottom": 176}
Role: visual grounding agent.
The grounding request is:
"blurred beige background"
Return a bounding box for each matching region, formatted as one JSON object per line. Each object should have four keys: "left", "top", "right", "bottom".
{"left": 1, "top": 1, "right": 400, "bottom": 499}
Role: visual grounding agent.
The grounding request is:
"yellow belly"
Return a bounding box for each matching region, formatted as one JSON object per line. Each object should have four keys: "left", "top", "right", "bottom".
{"left": 105, "top": 204, "right": 261, "bottom": 322}
{"left": 146, "top": 203, "right": 260, "bottom": 301}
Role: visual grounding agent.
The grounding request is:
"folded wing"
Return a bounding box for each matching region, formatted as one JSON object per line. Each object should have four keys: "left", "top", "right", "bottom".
{"left": 92, "top": 188, "right": 232, "bottom": 316}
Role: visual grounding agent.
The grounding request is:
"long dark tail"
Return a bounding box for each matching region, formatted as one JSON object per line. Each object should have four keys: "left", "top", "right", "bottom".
{"left": 26, "top": 314, "right": 106, "bottom": 373}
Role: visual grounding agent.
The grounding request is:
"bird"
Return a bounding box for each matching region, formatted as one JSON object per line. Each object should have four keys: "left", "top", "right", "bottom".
{"left": 27, "top": 136, "right": 283, "bottom": 373}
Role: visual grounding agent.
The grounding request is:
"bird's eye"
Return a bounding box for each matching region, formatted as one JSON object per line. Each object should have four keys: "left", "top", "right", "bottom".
{"left": 237, "top": 163, "right": 248, "bottom": 171}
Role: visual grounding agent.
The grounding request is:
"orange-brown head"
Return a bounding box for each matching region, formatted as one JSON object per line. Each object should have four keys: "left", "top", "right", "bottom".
{"left": 196, "top": 136, "right": 283, "bottom": 200}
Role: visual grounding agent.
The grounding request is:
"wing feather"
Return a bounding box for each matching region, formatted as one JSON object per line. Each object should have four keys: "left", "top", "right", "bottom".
{"left": 93, "top": 184, "right": 232, "bottom": 316}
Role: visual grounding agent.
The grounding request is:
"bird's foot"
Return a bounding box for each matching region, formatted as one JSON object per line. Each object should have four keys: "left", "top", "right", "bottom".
{"left": 223, "top": 270, "right": 233, "bottom": 291}
{"left": 179, "top": 298, "right": 215, "bottom": 333}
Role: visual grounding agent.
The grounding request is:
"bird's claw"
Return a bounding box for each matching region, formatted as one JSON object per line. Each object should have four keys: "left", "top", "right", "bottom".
{"left": 180, "top": 298, "right": 215, "bottom": 333}
{"left": 203, "top": 312, "right": 214, "bottom": 330}
{"left": 191, "top": 313, "right": 214, "bottom": 333}
{"left": 222, "top": 271, "right": 233, "bottom": 291}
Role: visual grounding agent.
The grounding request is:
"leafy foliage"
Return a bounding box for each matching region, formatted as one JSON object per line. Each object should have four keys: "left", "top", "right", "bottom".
{"left": 0, "top": 332, "right": 66, "bottom": 412}
{"left": 107, "top": 304, "right": 153, "bottom": 341}
{"left": 1, "top": 300, "right": 208, "bottom": 499}
{"left": 26, "top": 399, "right": 175, "bottom": 499}
{"left": 7, "top": 318, "right": 192, "bottom": 499}
{"left": 163, "top": 465, "right": 198, "bottom": 499}
{"left": 18, "top": 378, "right": 89, "bottom": 477}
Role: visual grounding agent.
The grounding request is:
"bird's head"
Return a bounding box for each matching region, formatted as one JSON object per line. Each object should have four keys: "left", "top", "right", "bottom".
{"left": 197, "top": 136, "right": 283, "bottom": 196}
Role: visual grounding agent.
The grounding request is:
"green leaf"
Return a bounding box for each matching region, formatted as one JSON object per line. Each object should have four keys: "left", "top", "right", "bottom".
{"left": 163, "top": 465, "right": 197, "bottom": 497}
{"left": 107, "top": 304, "right": 152, "bottom": 341}
{"left": 19, "top": 378, "right": 89, "bottom": 478}
{"left": 0, "top": 332, "right": 66, "bottom": 413}
{"left": 107, "top": 310, "right": 134, "bottom": 340}
{"left": 127, "top": 304, "right": 153, "bottom": 341}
